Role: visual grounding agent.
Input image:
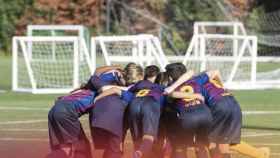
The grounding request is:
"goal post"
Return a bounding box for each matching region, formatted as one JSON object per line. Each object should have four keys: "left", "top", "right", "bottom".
{"left": 183, "top": 34, "right": 258, "bottom": 89}
{"left": 91, "top": 34, "right": 169, "bottom": 71}
{"left": 182, "top": 21, "right": 280, "bottom": 89}
{"left": 27, "top": 25, "right": 90, "bottom": 45}
{"left": 12, "top": 36, "right": 93, "bottom": 94}
{"left": 26, "top": 25, "right": 91, "bottom": 61}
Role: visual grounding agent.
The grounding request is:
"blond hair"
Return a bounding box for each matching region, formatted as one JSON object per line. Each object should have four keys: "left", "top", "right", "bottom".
{"left": 124, "top": 63, "right": 143, "bottom": 86}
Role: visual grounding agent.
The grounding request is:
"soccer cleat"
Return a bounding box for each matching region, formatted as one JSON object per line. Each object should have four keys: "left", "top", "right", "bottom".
{"left": 230, "top": 141, "right": 270, "bottom": 158}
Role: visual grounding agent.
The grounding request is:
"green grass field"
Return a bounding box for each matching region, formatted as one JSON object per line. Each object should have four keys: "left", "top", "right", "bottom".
{"left": 0, "top": 54, "right": 279, "bottom": 158}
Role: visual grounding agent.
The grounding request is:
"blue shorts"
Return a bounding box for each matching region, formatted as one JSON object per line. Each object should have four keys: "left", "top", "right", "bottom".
{"left": 172, "top": 104, "right": 212, "bottom": 148}
{"left": 48, "top": 100, "right": 91, "bottom": 157}
{"left": 89, "top": 95, "right": 127, "bottom": 138}
{"left": 209, "top": 96, "right": 242, "bottom": 144}
{"left": 128, "top": 96, "right": 161, "bottom": 144}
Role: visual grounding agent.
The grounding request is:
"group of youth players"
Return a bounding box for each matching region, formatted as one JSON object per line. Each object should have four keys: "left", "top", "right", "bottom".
{"left": 47, "top": 62, "right": 269, "bottom": 158}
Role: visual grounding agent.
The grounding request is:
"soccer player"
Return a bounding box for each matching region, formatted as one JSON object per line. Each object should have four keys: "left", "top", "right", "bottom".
{"left": 128, "top": 65, "right": 204, "bottom": 158}
{"left": 126, "top": 65, "right": 163, "bottom": 158}
{"left": 88, "top": 64, "right": 143, "bottom": 158}
{"left": 165, "top": 63, "right": 213, "bottom": 158}
{"left": 46, "top": 65, "right": 123, "bottom": 158}
{"left": 47, "top": 83, "right": 95, "bottom": 158}
{"left": 195, "top": 71, "right": 270, "bottom": 158}
{"left": 95, "top": 66, "right": 197, "bottom": 158}
{"left": 196, "top": 70, "right": 242, "bottom": 158}
{"left": 154, "top": 72, "right": 203, "bottom": 158}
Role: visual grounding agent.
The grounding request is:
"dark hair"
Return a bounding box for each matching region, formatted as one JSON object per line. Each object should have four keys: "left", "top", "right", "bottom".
{"left": 144, "top": 65, "right": 160, "bottom": 80}
{"left": 165, "top": 63, "right": 187, "bottom": 81}
{"left": 70, "top": 81, "right": 93, "bottom": 93}
{"left": 155, "top": 72, "right": 171, "bottom": 87}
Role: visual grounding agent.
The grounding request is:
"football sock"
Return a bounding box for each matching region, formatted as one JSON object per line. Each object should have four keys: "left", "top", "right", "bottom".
{"left": 230, "top": 141, "right": 270, "bottom": 158}
{"left": 137, "top": 135, "right": 154, "bottom": 157}
{"left": 174, "top": 148, "right": 187, "bottom": 158}
{"left": 195, "top": 147, "right": 210, "bottom": 158}
{"left": 209, "top": 147, "right": 222, "bottom": 158}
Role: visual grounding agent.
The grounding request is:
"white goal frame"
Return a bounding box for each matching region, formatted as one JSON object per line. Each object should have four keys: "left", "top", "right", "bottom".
{"left": 91, "top": 34, "right": 169, "bottom": 71}
{"left": 27, "top": 25, "right": 90, "bottom": 61}
{"left": 183, "top": 34, "right": 258, "bottom": 89}
{"left": 182, "top": 21, "right": 280, "bottom": 89}
{"left": 12, "top": 36, "right": 93, "bottom": 94}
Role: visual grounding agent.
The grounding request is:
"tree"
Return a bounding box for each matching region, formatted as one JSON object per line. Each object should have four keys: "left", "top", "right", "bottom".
{"left": 164, "top": 0, "right": 218, "bottom": 52}
{"left": 16, "top": 0, "right": 104, "bottom": 35}
{"left": 0, "top": 0, "right": 33, "bottom": 53}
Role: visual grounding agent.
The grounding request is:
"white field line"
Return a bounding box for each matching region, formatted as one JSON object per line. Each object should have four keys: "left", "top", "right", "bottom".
{"left": 243, "top": 133, "right": 280, "bottom": 137}
{"left": 0, "top": 128, "right": 91, "bottom": 135}
{"left": 252, "top": 143, "right": 280, "bottom": 146}
{"left": 0, "top": 120, "right": 47, "bottom": 125}
{"left": 0, "top": 129, "right": 48, "bottom": 132}
{"left": 8, "top": 128, "right": 278, "bottom": 138}
{"left": 3, "top": 128, "right": 280, "bottom": 137}
{"left": 243, "top": 111, "right": 280, "bottom": 115}
{"left": 0, "top": 137, "right": 48, "bottom": 142}
{"left": 0, "top": 106, "right": 279, "bottom": 115}
{"left": 0, "top": 107, "right": 49, "bottom": 111}
{"left": 0, "top": 137, "right": 134, "bottom": 145}
{"left": 0, "top": 118, "right": 87, "bottom": 125}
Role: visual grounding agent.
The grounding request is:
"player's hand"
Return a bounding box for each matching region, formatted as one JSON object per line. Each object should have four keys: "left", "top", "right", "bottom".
{"left": 194, "top": 93, "right": 204, "bottom": 102}
{"left": 164, "top": 87, "right": 173, "bottom": 95}
{"left": 94, "top": 95, "right": 103, "bottom": 103}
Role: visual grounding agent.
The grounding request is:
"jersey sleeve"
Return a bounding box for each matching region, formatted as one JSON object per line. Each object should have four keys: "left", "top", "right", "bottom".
{"left": 192, "top": 72, "right": 209, "bottom": 86}
{"left": 120, "top": 90, "right": 135, "bottom": 103}
{"left": 89, "top": 75, "right": 108, "bottom": 90}
{"left": 156, "top": 84, "right": 166, "bottom": 92}
{"left": 99, "top": 71, "right": 120, "bottom": 83}
{"left": 127, "top": 83, "right": 138, "bottom": 93}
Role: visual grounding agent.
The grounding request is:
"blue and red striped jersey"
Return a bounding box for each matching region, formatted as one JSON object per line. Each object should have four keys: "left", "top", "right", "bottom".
{"left": 58, "top": 89, "right": 96, "bottom": 115}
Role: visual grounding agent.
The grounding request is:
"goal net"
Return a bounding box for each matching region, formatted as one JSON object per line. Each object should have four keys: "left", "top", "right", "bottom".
{"left": 183, "top": 22, "right": 262, "bottom": 89}
{"left": 12, "top": 25, "right": 93, "bottom": 94}
{"left": 12, "top": 36, "right": 92, "bottom": 94}
{"left": 92, "top": 34, "right": 169, "bottom": 71}
{"left": 27, "top": 25, "right": 90, "bottom": 48}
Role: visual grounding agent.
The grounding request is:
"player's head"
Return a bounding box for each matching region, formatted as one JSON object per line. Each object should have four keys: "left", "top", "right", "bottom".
{"left": 144, "top": 65, "right": 160, "bottom": 82}
{"left": 165, "top": 62, "right": 187, "bottom": 81}
{"left": 124, "top": 62, "right": 137, "bottom": 73}
{"left": 155, "top": 72, "right": 171, "bottom": 87}
{"left": 124, "top": 63, "right": 144, "bottom": 86}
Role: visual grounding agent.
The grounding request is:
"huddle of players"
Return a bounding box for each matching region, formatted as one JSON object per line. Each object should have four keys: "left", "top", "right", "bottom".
{"left": 46, "top": 62, "right": 242, "bottom": 158}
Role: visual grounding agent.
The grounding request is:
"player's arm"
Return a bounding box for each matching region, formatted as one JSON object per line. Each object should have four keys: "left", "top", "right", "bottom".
{"left": 95, "top": 87, "right": 134, "bottom": 103}
{"left": 100, "top": 85, "right": 129, "bottom": 91}
{"left": 206, "top": 70, "right": 224, "bottom": 86}
{"left": 192, "top": 70, "right": 221, "bottom": 86}
{"left": 164, "top": 70, "right": 194, "bottom": 94}
{"left": 206, "top": 70, "right": 220, "bottom": 80}
{"left": 94, "top": 87, "right": 121, "bottom": 103}
{"left": 94, "top": 65, "right": 122, "bottom": 76}
{"left": 169, "top": 92, "right": 204, "bottom": 101}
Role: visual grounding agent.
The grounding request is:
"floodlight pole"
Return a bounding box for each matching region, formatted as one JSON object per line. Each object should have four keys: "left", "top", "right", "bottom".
{"left": 106, "top": 0, "right": 111, "bottom": 33}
